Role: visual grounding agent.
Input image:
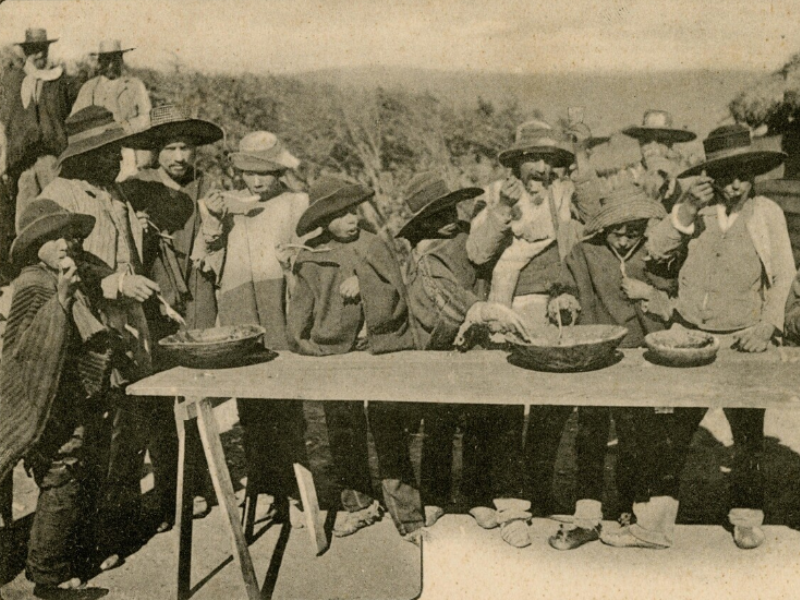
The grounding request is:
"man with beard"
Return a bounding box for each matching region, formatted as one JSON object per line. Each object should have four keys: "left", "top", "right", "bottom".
{"left": 466, "top": 120, "right": 589, "bottom": 545}
{"left": 71, "top": 40, "right": 152, "bottom": 180}
{"left": 128, "top": 104, "right": 227, "bottom": 528}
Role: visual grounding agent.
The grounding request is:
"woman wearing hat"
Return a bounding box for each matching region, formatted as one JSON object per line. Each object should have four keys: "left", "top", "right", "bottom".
{"left": 0, "top": 199, "right": 113, "bottom": 592}
{"left": 632, "top": 124, "right": 796, "bottom": 550}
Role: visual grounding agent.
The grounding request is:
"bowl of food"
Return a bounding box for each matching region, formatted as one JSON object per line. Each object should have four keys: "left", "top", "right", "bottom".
{"left": 158, "top": 324, "right": 268, "bottom": 368}
{"left": 506, "top": 325, "right": 628, "bottom": 372}
{"left": 644, "top": 329, "right": 719, "bottom": 367}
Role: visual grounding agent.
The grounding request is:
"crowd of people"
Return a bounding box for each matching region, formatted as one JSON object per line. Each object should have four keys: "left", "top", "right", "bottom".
{"left": 2, "top": 26, "right": 800, "bottom": 597}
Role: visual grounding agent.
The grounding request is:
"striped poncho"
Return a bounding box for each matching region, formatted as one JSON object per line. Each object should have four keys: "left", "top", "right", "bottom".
{"left": 0, "top": 265, "right": 110, "bottom": 479}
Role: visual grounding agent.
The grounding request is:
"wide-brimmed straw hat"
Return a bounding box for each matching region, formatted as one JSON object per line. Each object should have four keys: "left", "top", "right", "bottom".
{"left": 10, "top": 199, "right": 95, "bottom": 265}
{"left": 296, "top": 176, "right": 374, "bottom": 237}
{"left": 57, "top": 106, "right": 135, "bottom": 167}
{"left": 126, "top": 104, "right": 224, "bottom": 149}
{"left": 91, "top": 39, "right": 135, "bottom": 56}
{"left": 498, "top": 119, "right": 575, "bottom": 170}
{"left": 230, "top": 131, "right": 300, "bottom": 173}
{"left": 677, "top": 124, "right": 786, "bottom": 179}
{"left": 583, "top": 185, "right": 666, "bottom": 238}
{"left": 622, "top": 110, "right": 696, "bottom": 145}
{"left": 17, "top": 28, "right": 58, "bottom": 48}
{"left": 395, "top": 172, "right": 483, "bottom": 240}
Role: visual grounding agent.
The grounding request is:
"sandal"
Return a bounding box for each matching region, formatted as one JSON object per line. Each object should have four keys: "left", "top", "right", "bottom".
{"left": 99, "top": 554, "right": 121, "bottom": 572}
{"left": 500, "top": 519, "right": 531, "bottom": 548}
{"left": 548, "top": 524, "right": 600, "bottom": 550}
{"left": 734, "top": 525, "right": 765, "bottom": 550}
{"left": 469, "top": 506, "right": 498, "bottom": 529}
{"left": 425, "top": 506, "right": 444, "bottom": 528}
{"left": 600, "top": 526, "right": 668, "bottom": 549}
{"left": 333, "top": 500, "right": 383, "bottom": 537}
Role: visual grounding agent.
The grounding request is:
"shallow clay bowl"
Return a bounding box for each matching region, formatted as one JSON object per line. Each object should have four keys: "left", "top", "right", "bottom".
{"left": 159, "top": 324, "right": 266, "bottom": 368}
{"left": 644, "top": 329, "right": 719, "bottom": 367}
{"left": 507, "top": 324, "right": 628, "bottom": 372}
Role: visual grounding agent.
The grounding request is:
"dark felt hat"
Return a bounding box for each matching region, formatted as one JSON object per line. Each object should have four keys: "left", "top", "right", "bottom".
{"left": 91, "top": 39, "right": 135, "bottom": 56}
{"left": 125, "top": 104, "right": 224, "bottom": 149}
{"left": 10, "top": 200, "right": 95, "bottom": 265}
{"left": 57, "top": 106, "right": 134, "bottom": 168}
{"left": 678, "top": 124, "right": 786, "bottom": 179}
{"left": 583, "top": 185, "right": 666, "bottom": 238}
{"left": 17, "top": 28, "right": 58, "bottom": 48}
{"left": 395, "top": 172, "right": 483, "bottom": 240}
{"left": 498, "top": 119, "right": 575, "bottom": 170}
{"left": 622, "top": 110, "right": 697, "bottom": 145}
{"left": 296, "top": 176, "right": 374, "bottom": 237}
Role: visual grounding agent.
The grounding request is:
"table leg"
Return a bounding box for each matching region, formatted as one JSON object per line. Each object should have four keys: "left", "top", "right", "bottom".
{"left": 174, "top": 397, "right": 196, "bottom": 600}
{"left": 194, "top": 397, "right": 260, "bottom": 600}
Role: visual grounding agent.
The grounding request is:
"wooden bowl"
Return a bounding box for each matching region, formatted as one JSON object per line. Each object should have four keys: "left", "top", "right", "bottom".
{"left": 158, "top": 325, "right": 267, "bottom": 369}
{"left": 644, "top": 330, "right": 719, "bottom": 367}
{"left": 507, "top": 325, "right": 628, "bottom": 372}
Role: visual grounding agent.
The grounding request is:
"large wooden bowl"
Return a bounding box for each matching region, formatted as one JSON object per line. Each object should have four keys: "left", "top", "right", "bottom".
{"left": 507, "top": 325, "right": 628, "bottom": 372}
{"left": 644, "top": 329, "right": 719, "bottom": 367}
{"left": 158, "top": 325, "right": 267, "bottom": 369}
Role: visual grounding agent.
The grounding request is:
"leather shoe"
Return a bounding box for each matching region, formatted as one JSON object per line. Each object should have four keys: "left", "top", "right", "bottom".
{"left": 548, "top": 524, "right": 600, "bottom": 550}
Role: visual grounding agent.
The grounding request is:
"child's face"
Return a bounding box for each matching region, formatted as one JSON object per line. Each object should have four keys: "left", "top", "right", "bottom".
{"left": 242, "top": 169, "right": 284, "bottom": 199}
{"left": 326, "top": 205, "right": 361, "bottom": 242}
{"left": 605, "top": 220, "right": 647, "bottom": 255}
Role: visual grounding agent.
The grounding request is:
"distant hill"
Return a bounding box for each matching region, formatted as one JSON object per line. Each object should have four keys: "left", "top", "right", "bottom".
{"left": 296, "top": 66, "right": 760, "bottom": 138}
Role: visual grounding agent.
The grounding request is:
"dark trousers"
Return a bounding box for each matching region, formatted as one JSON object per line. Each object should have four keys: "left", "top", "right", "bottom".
{"left": 25, "top": 419, "right": 96, "bottom": 586}
{"left": 524, "top": 406, "right": 625, "bottom": 516}
{"left": 418, "top": 404, "right": 460, "bottom": 508}
{"left": 462, "top": 405, "right": 524, "bottom": 508}
{"left": 613, "top": 407, "right": 705, "bottom": 502}
{"left": 324, "top": 401, "right": 374, "bottom": 511}
{"left": 237, "top": 398, "right": 307, "bottom": 504}
{"left": 0, "top": 174, "right": 15, "bottom": 272}
{"left": 725, "top": 408, "right": 765, "bottom": 511}
{"left": 369, "top": 402, "right": 425, "bottom": 535}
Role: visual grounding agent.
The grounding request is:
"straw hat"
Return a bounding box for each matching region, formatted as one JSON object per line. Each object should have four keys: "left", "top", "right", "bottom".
{"left": 91, "top": 39, "right": 135, "bottom": 56}
{"left": 57, "top": 106, "right": 135, "bottom": 167}
{"left": 126, "top": 104, "right": 224, "bottom": 149}
{"left": 498, "top": 119, "right": 575, "bottom": 169}
{"left": 395, "top": 172, "right": 483, "bottom": 240}
{"left": 17, "top": 28, "right": 58, "bottom": 49}
{"left": 677, "top": 124, "right": 786, "bottom": 179}
{"left": 230, "top": 132, "right": 300, "bottom": 173}
{"left": 296, "top": 177, "right": 374, "bottom": 237}
{"left": 622, "top": 110, "right": 696, "bottom": 145}
{"left": 583, "top": 185, "right": 666, "bottom": 238}
{"left": 10, "top": 200, "right": 95, "bottom": 265}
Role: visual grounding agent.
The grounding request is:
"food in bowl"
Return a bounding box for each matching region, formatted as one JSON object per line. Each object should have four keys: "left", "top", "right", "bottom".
{"left": 158, "top": 325, "right": 266, "bottom": 368}
{"left": 644, "top": 329, "right": 719, "bottom": 366}
{"left": 506, "top": 324, "right": 628, "bottom": 372}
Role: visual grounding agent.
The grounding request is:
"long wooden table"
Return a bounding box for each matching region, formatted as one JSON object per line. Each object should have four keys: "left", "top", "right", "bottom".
{"left": 126, "top": 347, "right": 800, "bottom": 600}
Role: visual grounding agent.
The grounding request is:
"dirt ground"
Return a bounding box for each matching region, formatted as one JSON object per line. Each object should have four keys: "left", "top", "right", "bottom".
{"left": 3, "top": 402, "right": 800, "bottom": 599}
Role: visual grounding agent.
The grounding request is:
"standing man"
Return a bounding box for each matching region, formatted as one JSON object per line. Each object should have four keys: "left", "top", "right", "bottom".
{"left": 0, "top": 28, "right": 71, "bottom": 264}
{"left": 467, "top": 120, "right": 588, "bottom": 536}
{"left": 71, "top": 40, "right": 152, "bottom": 180}
{"left": 614, "top": 124, "right": 795, "bottom": 550}
{"left": 130, "top": 104, "right": 226, "bottom": 526}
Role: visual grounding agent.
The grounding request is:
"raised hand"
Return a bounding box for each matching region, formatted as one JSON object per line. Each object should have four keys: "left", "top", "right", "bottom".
{"left": 121, "top": 274, "right": 160, "bottom": 302}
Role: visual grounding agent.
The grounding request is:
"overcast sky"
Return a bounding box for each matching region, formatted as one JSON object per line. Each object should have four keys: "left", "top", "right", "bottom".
{"left": 1, "top": 0, "right": 799, "bottom": 74}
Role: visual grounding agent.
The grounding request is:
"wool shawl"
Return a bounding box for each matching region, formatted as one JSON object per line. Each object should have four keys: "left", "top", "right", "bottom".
{"left": 287, "top": 231, "right": 415, "bottom": 356}
{"left": 0, "top": 265, "right": 110, "bottom": 479}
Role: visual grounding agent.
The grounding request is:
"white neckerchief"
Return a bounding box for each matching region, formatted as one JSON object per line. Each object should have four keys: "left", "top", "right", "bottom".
{"left": 21, "top": 60, "right": 63, "bottom": 109}
{"left": 716, "top": 203, "right": 742, "bottom": 234}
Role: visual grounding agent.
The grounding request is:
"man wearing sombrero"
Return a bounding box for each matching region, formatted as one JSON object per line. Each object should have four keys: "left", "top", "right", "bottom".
{"left": 625, "top": 124, "right": 796, "bottom": 550}
{"left": 38, "top": 105, "right": 163, "bottom": 568}
{"left": 71, "top": 40, "right": 152, "bottom": 180}
{"left": 0, "top": 28, "right": 71, "bottom": 266}
{"left": 579, "top": 110, "right": 696, "bottom": 214}
{"left": 130, "top": 104, "right": 226, "bottom": 526}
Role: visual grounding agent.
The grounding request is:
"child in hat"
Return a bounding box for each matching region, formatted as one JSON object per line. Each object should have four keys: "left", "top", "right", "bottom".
{"left": 635, "top": 124, "right": 795, "bottom": 550}
{"left": 398, "top": 172, "right": 534, "bottom": 548}
{"left": 287, "top": 176, "right": 419, "bottom": 538}
{"left": 0, "top": 200, "right": 113, "bottom": 592}
{"left": 542, "top": 184, "right": 692, "bottom": 550}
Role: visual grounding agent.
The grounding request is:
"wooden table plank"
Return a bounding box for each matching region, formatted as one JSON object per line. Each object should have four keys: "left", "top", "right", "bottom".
{"left": 128, "top": 349, "right": 800, "bottom": 409}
